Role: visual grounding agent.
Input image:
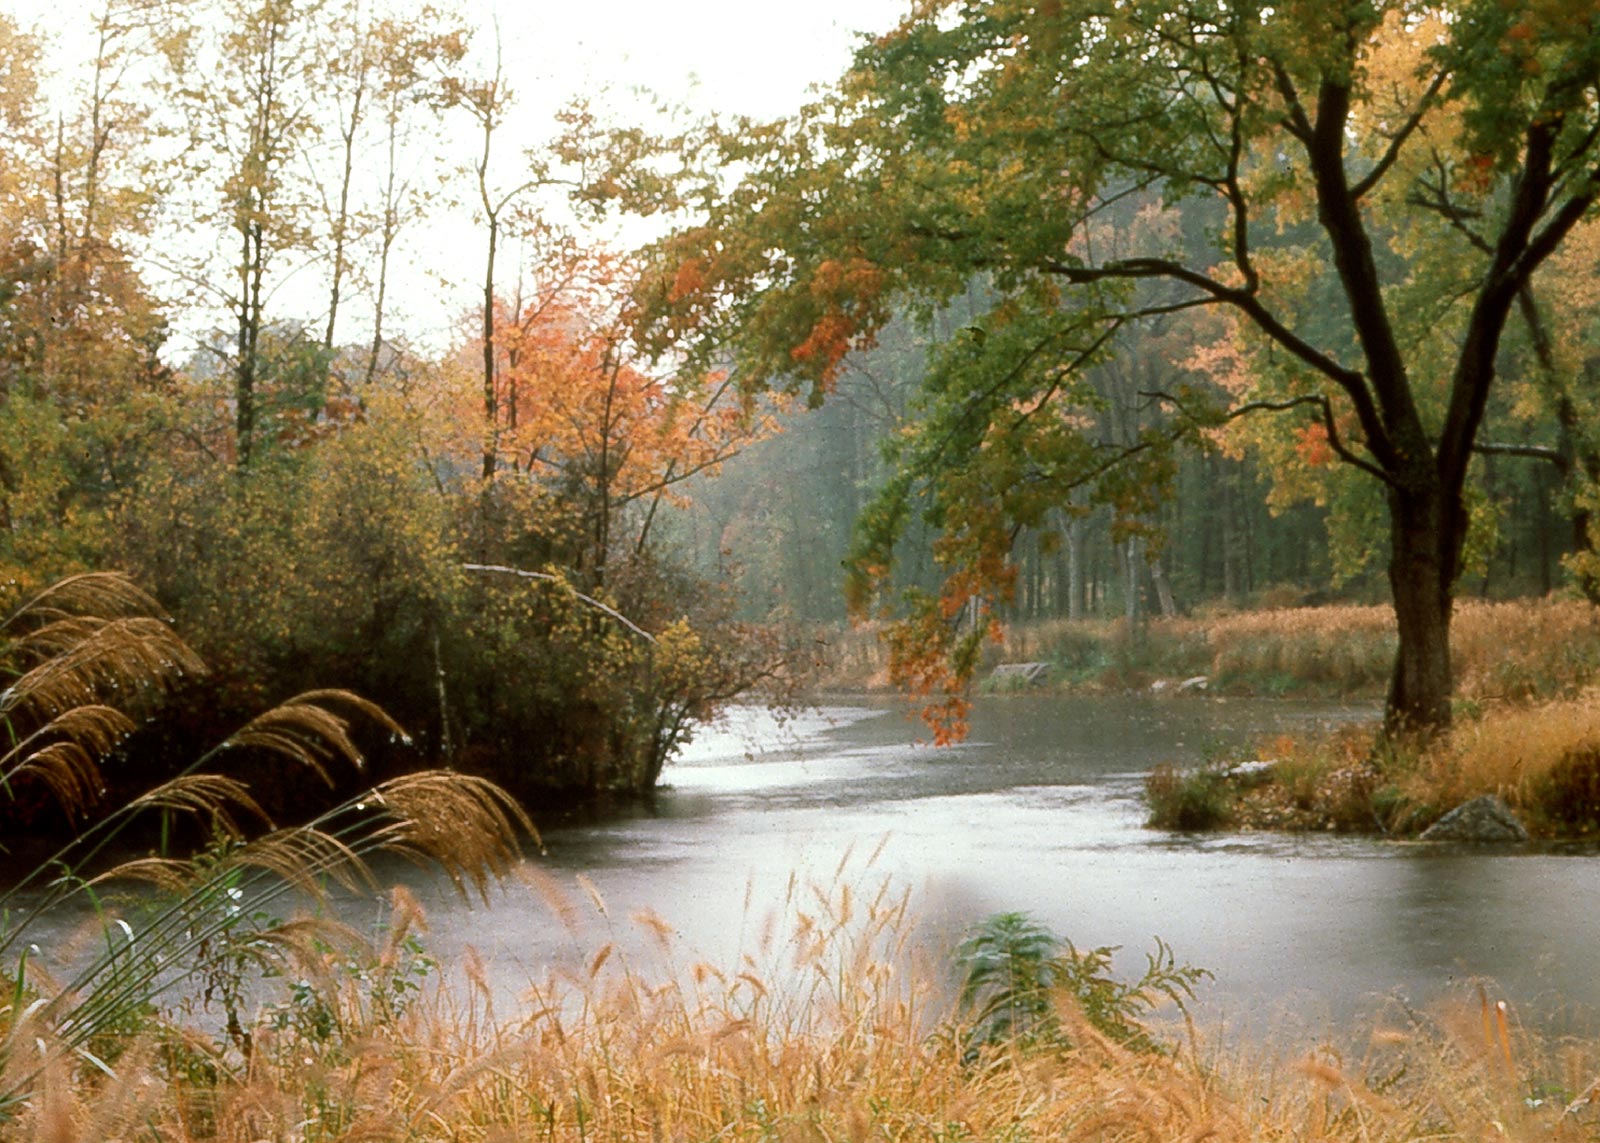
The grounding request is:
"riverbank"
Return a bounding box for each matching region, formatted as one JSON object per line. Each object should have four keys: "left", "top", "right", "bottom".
{"left": 818, "top": 599, "right": 1600, "bottom": 839}
{"left": 820, "top": 598, "right": 1600, "bottom": 703}
{"left": 12, "top": 887, "right": 1599, "bottom": 1142}
{"left": 1145, "top": 693, "right": 1600, "bottom": 838}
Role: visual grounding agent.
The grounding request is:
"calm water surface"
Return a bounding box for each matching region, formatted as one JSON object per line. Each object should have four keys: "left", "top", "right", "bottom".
{"left": 380, "top": 693, "right": 1600, "bottom": 1039}
{"left": 24, "top": 693, "right": 1598, "bottom": 1041}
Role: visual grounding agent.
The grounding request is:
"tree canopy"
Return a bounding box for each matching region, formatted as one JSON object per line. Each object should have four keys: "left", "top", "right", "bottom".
{"left": 640, "top": 0, "right": 1600, "bottom": 738}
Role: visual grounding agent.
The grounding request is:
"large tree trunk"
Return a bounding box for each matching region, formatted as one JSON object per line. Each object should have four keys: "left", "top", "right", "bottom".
{"left": 1384, "top": 483, "right": 1459, "bottom": 736}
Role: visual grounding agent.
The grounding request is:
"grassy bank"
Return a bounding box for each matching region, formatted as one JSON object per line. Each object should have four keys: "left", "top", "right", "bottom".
{"left": 8, "top": 882, "right": 1600, "bottom": 1142}
{"left": 1146, "top": 694, "right": 1600, "bottom": 837}
{"left": 818, "top": 599, "right": 1600, "bottom": 704}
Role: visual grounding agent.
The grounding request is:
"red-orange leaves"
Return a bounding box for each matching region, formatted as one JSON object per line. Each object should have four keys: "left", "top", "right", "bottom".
{"left": 790, "top": 311, "right": 858, "bottom": 374}
{"left": 790, "top": 257, "right": 888, "bottom": 386}
{"left": 1295, "top": 421, "right": 1334, "bottom": 468}
{"left": 451, "top": 245, "right": 776, "bottom": 574}
{"left": 667, "top": 256, "right": 708, "bottom": 304}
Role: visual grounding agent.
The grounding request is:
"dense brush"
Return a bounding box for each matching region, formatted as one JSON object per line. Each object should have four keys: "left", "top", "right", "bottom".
{"left": 0, "top": 574, "right": 531, "bottom": 1116}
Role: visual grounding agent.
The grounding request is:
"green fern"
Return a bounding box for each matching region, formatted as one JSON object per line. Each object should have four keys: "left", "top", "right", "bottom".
{"left": 954, "top": 912, "right": 1210, "bottom": 1057}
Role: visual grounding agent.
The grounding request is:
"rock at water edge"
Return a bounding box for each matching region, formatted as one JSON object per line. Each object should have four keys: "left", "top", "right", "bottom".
{"left": 1419, "top": 795, "right": 1529, "bottom": 843}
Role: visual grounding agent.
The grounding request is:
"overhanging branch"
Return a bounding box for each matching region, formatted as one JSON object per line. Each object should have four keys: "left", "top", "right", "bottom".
{"left": 1141, "top": 389, "right": 1394, "bottom": 486}
{"left": 462, "top": 564, "right": 656, "bottom": 643}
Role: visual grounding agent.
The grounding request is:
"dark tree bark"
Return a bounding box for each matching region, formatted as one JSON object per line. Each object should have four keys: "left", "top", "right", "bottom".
{"left": 1384, "top": 480, "right": 1458, "bottom": 735}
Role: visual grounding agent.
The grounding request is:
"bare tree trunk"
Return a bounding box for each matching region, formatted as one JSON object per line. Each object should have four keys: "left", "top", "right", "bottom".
{"left": 365, "top": 117, "right": 401, "bottom": 388}
{"left": 1123, "top": 537, "right": 1141, "bottom": 627}
{"left": 322, "top": 86, "right": 362, "bottom": 358}
{"left": 1149, "top": 551, "right": 1177, "bottom": 619}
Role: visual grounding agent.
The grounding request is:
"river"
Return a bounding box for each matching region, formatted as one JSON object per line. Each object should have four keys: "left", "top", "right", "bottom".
{"left": 375, "top": 693, "right": 1600, "bottom": 1041}
{"left": 19, "top": 692, "right": 1600, "bottom": 1042}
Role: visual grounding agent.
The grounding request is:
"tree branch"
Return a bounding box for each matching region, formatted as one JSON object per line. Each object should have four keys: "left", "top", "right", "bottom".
{"left": 1351, "top": 66, "right": 1451, "bottom": 200}
{"left": 461, "top": 564, "right": 656, "bottom": 642}
{"left": 1473, "top": 441, "right": 1562, "bottom": 464}
{"left": 1036, "top": 254, "right": 1395, "bottom": 465}
{"left": 1141, "top": 389, "right": 1394, "bottom": 485}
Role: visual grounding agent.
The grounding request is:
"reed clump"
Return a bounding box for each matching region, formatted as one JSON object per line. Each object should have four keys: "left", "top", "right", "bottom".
{"left": 1384, "top": 692, "right": 1600, "bottom": 834}
{"left": 9, "top": 878, "right": 1600, "bottom": 1143}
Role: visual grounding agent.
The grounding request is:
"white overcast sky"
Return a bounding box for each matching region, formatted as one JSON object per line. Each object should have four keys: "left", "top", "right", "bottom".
{"left": 8, "top": 0, "right": 910, "bottom": 117}
{"left": 5, "top": 0, "right": 912, "bottom": 355}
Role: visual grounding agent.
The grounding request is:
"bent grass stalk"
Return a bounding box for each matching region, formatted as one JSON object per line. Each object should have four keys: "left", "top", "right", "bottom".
{"left": 0, "top": 574, "right": 533, "bottom": 1115}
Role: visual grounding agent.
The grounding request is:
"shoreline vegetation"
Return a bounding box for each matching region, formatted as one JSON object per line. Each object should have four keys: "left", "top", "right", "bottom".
{"left": 816, "top": 598, "right": 1600, "bottom": 840}
{"left": 6, "top": 576, "right": 1600, "bottom": 1135}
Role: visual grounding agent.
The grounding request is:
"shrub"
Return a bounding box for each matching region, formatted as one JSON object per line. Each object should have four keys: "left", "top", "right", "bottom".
{"left": 108, "top": 401, "right": 792, "bottom": 805}
{"left": 1144, "top": 763, "right": 1233, "bottom": 830}
{"left": 954, "top": 911, "right": 1209, "bottom": 1057}
{"left": 1532, "top": 747, "right": 1600, "bottom": 832}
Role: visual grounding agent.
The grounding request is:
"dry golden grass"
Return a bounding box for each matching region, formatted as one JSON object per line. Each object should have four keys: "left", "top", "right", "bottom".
{"left": 11, "top": 879, "right": 1600, "bottom": 1142}
{"left": 1451, "top": 599, "right": 1600, "bottom": 702}
{"left": 1009, "top": 599, "right": 1600, "bottom": 700}
{"left": 1383, "top": 691, "right": 1600, "bottom": 831}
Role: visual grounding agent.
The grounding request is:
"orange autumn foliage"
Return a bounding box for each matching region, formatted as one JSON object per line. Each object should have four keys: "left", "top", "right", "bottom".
{"left": 789, "top": 257, "right": 888, "bottom": 386}
{"left": 453, "top": 247, "right": 776, "bottom": 567}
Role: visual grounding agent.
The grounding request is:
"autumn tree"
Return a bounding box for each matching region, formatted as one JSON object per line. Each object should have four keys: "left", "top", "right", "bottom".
{"left": 439, "top": 39, "right": 556, "bottom": 483}
{"left": 358, "top": 11, "right": 468, "bottom": 387}
{"left": 639, "top": 0, "right": 1600, "bottom": 739}
{"left": 164, "top": 0, "right": 328, "bottom": 466}
{"left": 303, "top": 0, "right": 467, "bottom": 379}
{"left": 0, "top": 8, "right": 173, "bottom": 584}
{"left": 460, "top": 246, "right": 769, "bottom": 584}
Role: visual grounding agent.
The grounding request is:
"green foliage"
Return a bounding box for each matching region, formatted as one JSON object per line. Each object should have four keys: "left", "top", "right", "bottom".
{"left": 954, "top": 912, "right": 1209, "bottom": 1058}
{"left": 955, "top": 912, "right": 1063, "bottom": 1051}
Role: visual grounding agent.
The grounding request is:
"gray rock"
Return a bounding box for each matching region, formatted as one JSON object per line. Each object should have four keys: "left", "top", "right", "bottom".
{"left": 1225, "top": 759, "right": 1278, "bottom": 785}
{"left": 1178, "top": 675, "right": 1210, "bottom": 692}
{"left": 1419, "top": 795, "right": 1529, "bottom": 843}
